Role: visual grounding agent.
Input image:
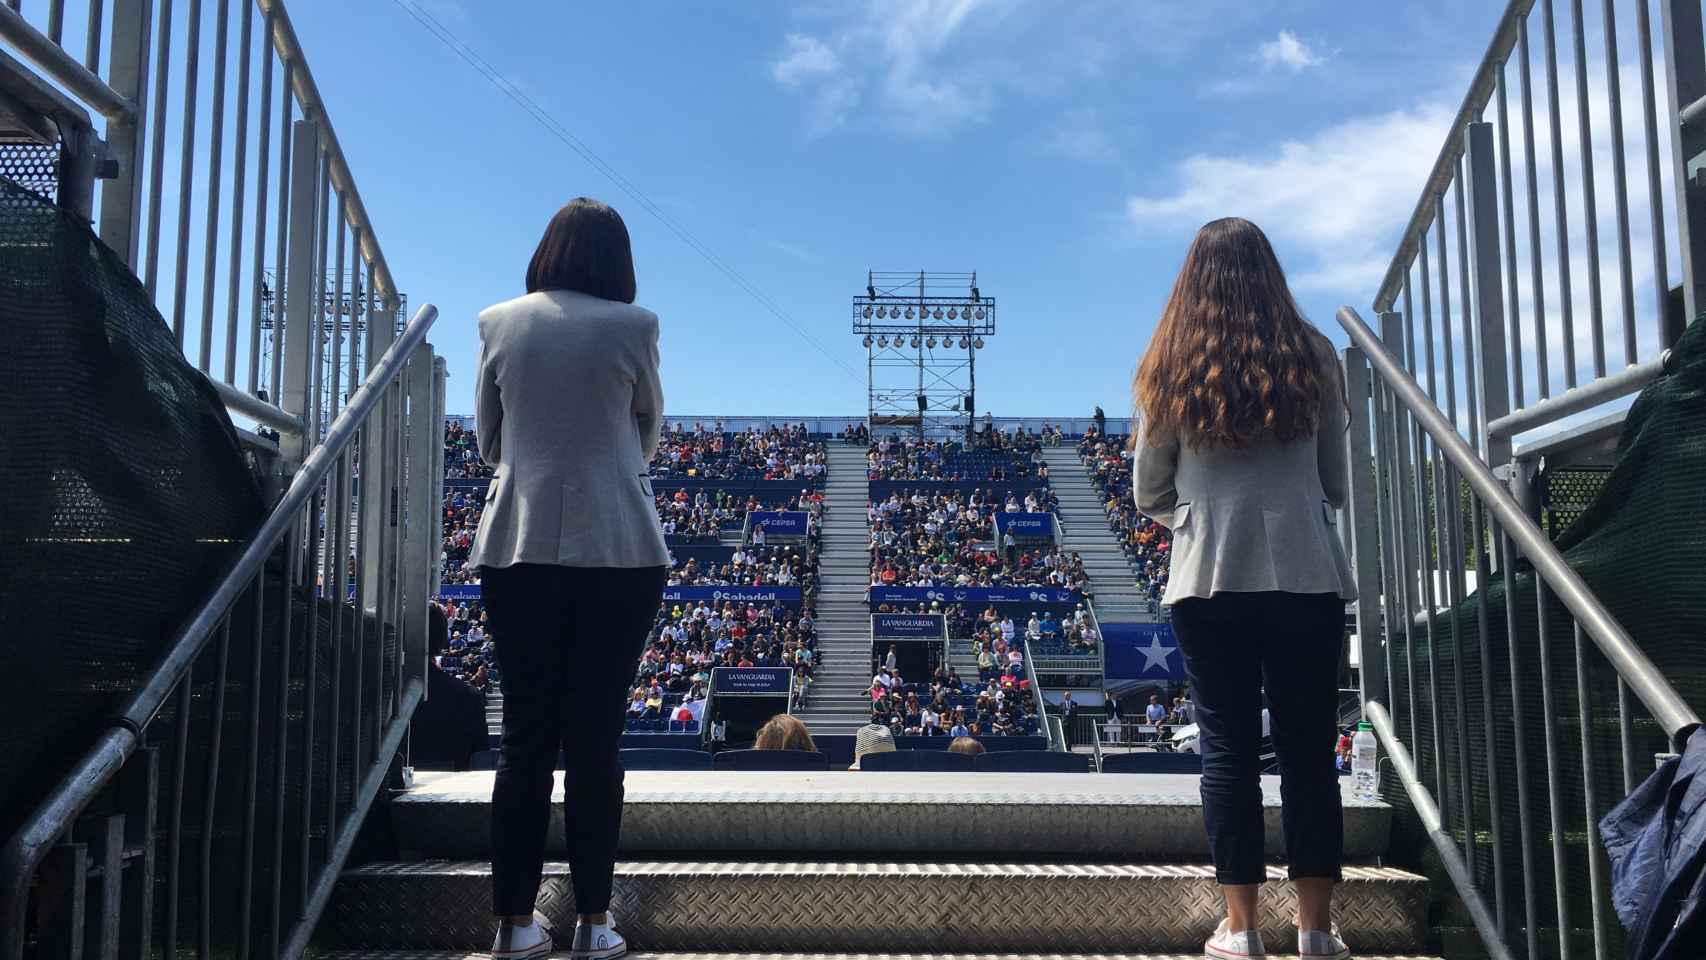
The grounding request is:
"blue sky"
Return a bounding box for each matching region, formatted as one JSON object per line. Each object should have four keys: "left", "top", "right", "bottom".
{"left": 281, "top": 0, "right": 1511, "bottom": 418}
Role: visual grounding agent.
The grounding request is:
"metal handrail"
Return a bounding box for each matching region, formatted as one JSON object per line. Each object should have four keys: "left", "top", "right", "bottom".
{"left": 1371, "top": 0, "right": 1535, "bottom": 312}
{"left": 0, "top": 302, "right": 439, "bottom": 959}
{"left": 0, "top": 3, "right": 135, "bottom": 119}
{"left": 1340, "top": 304, "right": 1698, "bottom": 738}
{"left": 1020, "top": 636, "right": 1062, "bottom": 750}
{"left": 1366, "top": 701, "right": 1515, "bottom": 960}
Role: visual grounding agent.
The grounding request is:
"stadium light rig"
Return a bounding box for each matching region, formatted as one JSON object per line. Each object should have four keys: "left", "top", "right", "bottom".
{"left": 852, "top": 270, "right": 995, "bottom": 439}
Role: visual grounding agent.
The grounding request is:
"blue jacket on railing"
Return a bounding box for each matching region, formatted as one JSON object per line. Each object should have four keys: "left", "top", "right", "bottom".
{"left": 1600, "top": 727, "right": 1706, "bottom": 960}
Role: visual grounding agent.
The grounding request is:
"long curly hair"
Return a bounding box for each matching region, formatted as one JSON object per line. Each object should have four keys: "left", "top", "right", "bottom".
{"left": 1134, "top": 217, "right": 1331, "bottom": 450}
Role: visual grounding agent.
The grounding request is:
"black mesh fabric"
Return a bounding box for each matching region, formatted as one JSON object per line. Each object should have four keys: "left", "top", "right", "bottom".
{"left": 0, "top": 178, "right": 264, "bottom": 833}
{"left": 1377, "top": 317, "right": 1706, "bottom": 954}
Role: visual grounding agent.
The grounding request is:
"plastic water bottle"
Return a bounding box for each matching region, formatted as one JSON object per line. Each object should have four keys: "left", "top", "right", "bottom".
{"left": 1351, "top": 721, "right": 1379, "bottom": 800}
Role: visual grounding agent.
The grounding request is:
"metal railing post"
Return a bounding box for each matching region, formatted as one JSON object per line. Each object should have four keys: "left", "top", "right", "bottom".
{"left": 400, "top": 343, "right": 437, "bottom": 692}
{"left": 1465, "top": 121, "right": 1514, "bottom": 470}
{"left": 1662, "top": 0, "right": 1706, "bottom": 335}
{"left": 1342, "top": 347, "right": 1388, "bottom": 713}
{"left": 97, "top": 0, "right": 151, "bottom": 264}
{"left": 279, "top": 117, "right": 320, "bottom": 472}
{"left": 431, "top": 354, "right": 447, "bottom": 601}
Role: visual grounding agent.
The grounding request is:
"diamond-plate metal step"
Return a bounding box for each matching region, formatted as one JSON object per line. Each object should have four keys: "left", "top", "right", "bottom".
{"left": 324, "top": 861, "right": 1428, "bottom": 954}
{"left": 392, "top": 771, "right": 1391, "bottom": 861}
{"left": 314, "top": 952, "right": 1443, "bottom": 960}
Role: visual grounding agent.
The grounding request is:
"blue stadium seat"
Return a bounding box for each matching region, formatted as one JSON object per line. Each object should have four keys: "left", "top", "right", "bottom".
{"left": 858, "top": 750, "right": 977, "bottom": 772}
{"left": 712, "top": 749, "right": 830, "bottom": 771}
{"left": 1099, "top": 751, "right": 1203, "bottom": 774}
{"left": 621, "top": 748, "right": 712, "bottom": 771}
{"left": 973, "top": 750, "right": 1091, "bottom": 773}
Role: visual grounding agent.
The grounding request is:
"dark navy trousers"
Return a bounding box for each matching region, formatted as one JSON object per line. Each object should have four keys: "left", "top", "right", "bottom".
{"left": 1169, "top": 590, "right": 1345, "bottom": 885}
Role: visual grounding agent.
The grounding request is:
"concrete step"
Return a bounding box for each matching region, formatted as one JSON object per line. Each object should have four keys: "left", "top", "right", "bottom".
{"left": 326, "top": 860, "right": 1425, "bottom": 953}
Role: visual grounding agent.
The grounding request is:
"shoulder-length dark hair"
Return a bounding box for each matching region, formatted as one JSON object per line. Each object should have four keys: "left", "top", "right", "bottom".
{"left": 525, "top": 197, "right": 637, "bottom": 302}
{"left": 1133, "top": 217, "right": 1332, "bottom": 450}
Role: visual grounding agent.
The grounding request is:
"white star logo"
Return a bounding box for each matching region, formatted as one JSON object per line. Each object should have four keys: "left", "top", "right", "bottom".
{"left": 1140, "top": 635, "right": 1176, "bottom": 673}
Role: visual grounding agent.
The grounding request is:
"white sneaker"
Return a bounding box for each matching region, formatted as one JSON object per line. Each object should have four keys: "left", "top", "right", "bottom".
{"left": 569, "top": 910, "right": 626, "bottom": 960}
{"left": 1205, "top": 918, "right": 1265, "bottom": 959}
{"left": 491, "top": 912, "right": 555, "bottom": 960}
{"left": 1299, "top": 924, "right": 1351, "bottom": 959}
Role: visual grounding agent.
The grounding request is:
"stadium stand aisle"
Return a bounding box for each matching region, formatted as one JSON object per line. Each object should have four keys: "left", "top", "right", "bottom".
{"left": 1040, "top": 444, "right": 1154, "bottom": 623}
{"left": 789, "top": 443, "right": 879, "bottom": 735}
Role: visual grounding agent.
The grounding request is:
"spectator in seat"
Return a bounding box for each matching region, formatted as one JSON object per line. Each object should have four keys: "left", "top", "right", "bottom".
{"left": 472, "top": 198, "right": 668, "bottom": 960}
{"left": 1132, "top": 216, "right": 1355, "bottom": 960}
{"left": 850, "top": 723, "right": 897, "bottom": 770}
{"left": 949, "top": 736, "right": 986, "bottom": 756}
{"left": 754, "top": 714, "right": 816, "bottom": 753}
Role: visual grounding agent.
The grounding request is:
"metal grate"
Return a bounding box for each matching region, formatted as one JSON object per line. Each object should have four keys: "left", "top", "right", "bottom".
{"left": 0, "top": 140, "right": 59, "bottom": 203}
{"left": 1538, "top": 466, "right": 1611, "bottom": 540}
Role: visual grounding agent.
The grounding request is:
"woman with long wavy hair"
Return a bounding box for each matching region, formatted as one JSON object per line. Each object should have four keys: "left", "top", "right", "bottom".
{"left": 1133, "top": 217, "right": 1356, "bottom": 960}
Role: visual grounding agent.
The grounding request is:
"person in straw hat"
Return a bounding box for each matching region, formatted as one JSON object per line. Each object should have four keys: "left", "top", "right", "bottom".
{"left": 849, "top": 722, "right": 897, "bottom": 770}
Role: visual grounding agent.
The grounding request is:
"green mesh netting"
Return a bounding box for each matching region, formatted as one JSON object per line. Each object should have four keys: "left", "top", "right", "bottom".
{"left": 0, "top": 177, "right": 264, "bottom": 830}
{"left": 1378, "top": 317, "right": 1706, "bottom": 956}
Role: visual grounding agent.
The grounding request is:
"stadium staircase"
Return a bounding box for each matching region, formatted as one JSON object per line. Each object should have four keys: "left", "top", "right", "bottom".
{"left": 313, "top": 769, "right": 1437, "bottom": 958}
{"left": 1038, "top": 445, "right": 1154, "bottom": 623}
{"left": 789, "top": 442, "right": 875, "bottom": 735}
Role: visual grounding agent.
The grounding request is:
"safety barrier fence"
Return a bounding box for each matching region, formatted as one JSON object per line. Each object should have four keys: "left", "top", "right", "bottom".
{"left": 1, "top": 2, "right": 445, "bottom": 958}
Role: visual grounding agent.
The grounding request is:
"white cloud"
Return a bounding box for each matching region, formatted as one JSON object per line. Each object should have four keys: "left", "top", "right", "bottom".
{"left": 766, "top": 0, "right": 1005, "bottom": 135}
{"left": 1126, "top": 100, "right": 1454, "bottom": 293}
{"left": 1257, "top": 30, "right": 1325, "bottom": 72}
{"left": 772, "top": 34, "right": 841, "bottom": 87}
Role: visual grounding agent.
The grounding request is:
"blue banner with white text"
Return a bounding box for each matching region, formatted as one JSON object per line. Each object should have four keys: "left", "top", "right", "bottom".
{"left": 747, "top": 511, "right": 809, "bottom": 537}
{"left": 994, "top": 512, "right": 1055, "bottom": 540}
{"left": 662, "top": 586, "right": 803, "bottom": 606}
{"left": 872, "top": 613, "right": 947, "bottom": 640}
{"left": 437, "top": 584, "right": 483, "bottom": 600}
{"left": 712, "top": 667, "right": 793, "bottom": 697}
{"left": 868, "top": 586, "right": 1080, "bottom": 606}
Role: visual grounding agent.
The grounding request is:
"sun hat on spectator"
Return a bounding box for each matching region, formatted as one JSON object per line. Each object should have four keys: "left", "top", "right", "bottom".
{"left": 850, "top": 723, "right": 897, "bottom": 770}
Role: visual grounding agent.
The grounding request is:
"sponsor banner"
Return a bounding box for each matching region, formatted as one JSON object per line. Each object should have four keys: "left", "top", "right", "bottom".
{"left": 437, "top": 584, "right": 483, "bottom": 600}
{"left": 994, "top": 512, "right": 1055, "bottom": 539}
{"left": 1101, "top": 621, "right": 1186, "bottom": 685}
{"left": 872, "top": 612, "right": 947, "bottom": 640}
{"left": 662, "top": 586, "right": 803, "bottom": 606}
{"left": 446, "top": 478, "right": 491, "bottom": 489}
{"left": 747, "top": 511, "right": 809, "bottom": 537}
{"left": 868, "top": 586, "right": 1080, "bottom": 606}
{"left": 712, "top": 666, "right": 793, "bottom": 697}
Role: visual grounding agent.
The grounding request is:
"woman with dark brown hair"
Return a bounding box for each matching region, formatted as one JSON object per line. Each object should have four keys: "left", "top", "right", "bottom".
{"left": 472, "top": 198, "right": 667, "bottom": 960}
{"left": 1133, "top": 217, "right": 1355, "bottom": 960}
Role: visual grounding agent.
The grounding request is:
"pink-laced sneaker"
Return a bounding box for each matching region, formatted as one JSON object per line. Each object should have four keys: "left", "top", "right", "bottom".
{"left": 1204, "top": 918, "right": 1265, "bottom": 959}
{"left": 1298, "top": 923, "right": 1351, "bottom": 959}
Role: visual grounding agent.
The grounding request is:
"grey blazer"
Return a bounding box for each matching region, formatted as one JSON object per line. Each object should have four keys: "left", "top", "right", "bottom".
{"left": 1133, "top": 335, "right": 1356, "bottom": 605}
{"left": 467, "top": 289, "right": 671, "bottom": 571}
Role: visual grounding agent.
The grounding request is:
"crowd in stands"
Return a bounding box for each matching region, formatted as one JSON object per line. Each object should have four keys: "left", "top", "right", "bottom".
{"left": 443, "top": 421, "right": 494, "bottom": 479}
{"left": 656, "top": 488, "right": 820, "bottom": 543}
{"left": 631, "top": 597, "right": 819, "bottom": 720}
{"left": 441, "top": 485, "right": 486, "bottom": 585}
{"left": 865, "top": 487, "right": 1090, "bottom": 591}
{"left": 1080, "top": 427, "right": 1171, "bottom": 606}
{"left": 866, "top": 429, "right": 1045, "bottom": 480}
{"left": 839, "top": 423, "right": 870, "bottom": 444}
{"left": 435, "top": 598, "right": 499, "bottom": 692}
{"left": 867, "top": 635, "right": 1039, "bottom": 737}
{"left": 651, "top": 422, "right": 826, "bottom": 481}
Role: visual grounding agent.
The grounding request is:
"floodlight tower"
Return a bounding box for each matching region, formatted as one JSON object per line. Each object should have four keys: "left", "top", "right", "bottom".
{"left": 852, "top": 271, "right": 995, "bottom": 440}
